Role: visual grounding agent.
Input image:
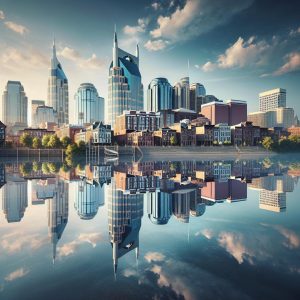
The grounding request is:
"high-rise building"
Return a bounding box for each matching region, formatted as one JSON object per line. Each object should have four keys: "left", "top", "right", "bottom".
{"left": 75, "top": 83, "right": 104, "bottom": 125}
{"left": 32, "top": 106, "right": 58, "bottom": 128}
{"left": 190, "top": 83, "right": 206, "bottom": 112}
{"left": 147, "top": 78, "right": 172, "bottom": 112}
{"left": 30, "top": 100, "right": 45, "bottom": 126}
{"left": 1, "top": 81, "right": 28, "bottom": 131}
{"left": 47, "top": 40, "right": 69, "bottom": 125}
{"left": 107, "top": 31, "right": 143, "bottom": 128}
{"left": 259, "top": 88, "right": 286, "bottom": 112}
{"left": 173, "top": 77, "right": 191, "bottom": 110}
{"left": 2, "top": 174, "right": 28, "bottom": 223}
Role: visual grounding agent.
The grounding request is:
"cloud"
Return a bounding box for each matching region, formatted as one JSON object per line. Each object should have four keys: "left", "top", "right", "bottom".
{"left": 202, "top": 36, "right": 269, "bottom": 71}
{"left": 58, "top": 232, "right": 103, "bottom": 258}
{"left": 289, "top": 27, "right": 300, "bottom": 37}
{"left": 144, "top": 39, "right": 169, "bottom": 51}
{"left": 4, "top": 21, "right": 29, "bottom": 35}
{"left": 144, "top": 251, "right": 165, "bottom": 263}
{"left": 123, "top": 18, "right": 149, "bottom": 36}
{"left": 196, "top": 228, "right": 214, "bottom": 239}
{"left": 274, "top": 226, "right": 300, "bottom": 249}
{"left": 273, "top": 52, "right": 300, "bottom": 76}
{"left": 1, "top": 232, "right": 47, "bottom": 254}
{"left": 5, "top": 268, "right": 29, "bottom": 282}
{"left": 151, "top": 2, "right": 161, "bottom": 11}
{"left": 59, "top": 47, "right": 105, "bottom": 70}
{"left": 0, "top": 10, "right": 5, "bottom": 20}
{"left": 147, "top": 0, "right": 253, "bottom": 51}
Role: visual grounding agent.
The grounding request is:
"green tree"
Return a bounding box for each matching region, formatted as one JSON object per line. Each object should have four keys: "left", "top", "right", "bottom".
{"left": 65, "top": 143, "right": 78, "bottom": 156}
{"left": 170, "top": 135, "right": 177, "bottom": 146}
{"left": 47, "top": 134, "right": 61, "bottom": 148}
{"left": 60, "top": 136, "right": 72, "bottom": 148}
{"left": 47, "top": 162, "right": 60, "bottom": 174}
{"left": 32, "top": 161, "right": 41, "bottom": 172}
{"left": 262, "top": 137, "right": 274, "bottom": 151}
{"left": 42, "top": 162, "right": 50, "bottom": 174}
{"left": 19, "top": 162, "right": 33, "bottom": 176}
{"left": 77, "top": 141, "right": 86, "bottom": 153}
{"left": 32, "top": 137, "right": 42, "bottom": 149}
{"left": 42, "top": 134, "right": 51, "bottom": 148}
{"left": 20, "top": 133, "right": 33, "bottom": 148}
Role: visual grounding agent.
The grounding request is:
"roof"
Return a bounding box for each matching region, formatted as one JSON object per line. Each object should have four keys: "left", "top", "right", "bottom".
{"left": 172, "top": 108, "right": 197, "bottom": 114}
{"left": 259, "top": 88, "right": 286, "bottom": 97}
{"left": 201, "top": 101, "right": 226, "bottom": 108}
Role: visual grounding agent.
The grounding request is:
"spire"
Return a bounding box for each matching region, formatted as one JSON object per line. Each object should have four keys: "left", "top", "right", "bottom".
{"left": 51, "top": 37, "right": 58, "bottom": 69}
{"left": 113, "top": 242, "right": 118, "bottom": 279}
{"left": 52, "top": 238, "right": 57, "bottom": 265}
{"left": 136, "top": 43, "right": 139, "bottom": 67}
{"left": 113, "top": 27, "right": 118, "bottom": 68}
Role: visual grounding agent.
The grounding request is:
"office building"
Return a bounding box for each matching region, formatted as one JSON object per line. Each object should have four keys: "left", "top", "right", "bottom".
{"left": 75, "top": 83, "right": 104, "bottom": 125}
{"left": 147, "top": 78, "right": 173, "bottom": 112}
{"left": 47, "top": 40, "right": 69, "bottom": 125}
{"left": 30, "top": 100, "right": 45, "bottom": 126}
{"left": 201, "top": 100, "right": 247, "bottom": 126}
{"left": 107, "top": 31, "right": 143, "bottom": 128}
{"left": 259, "top": 190, "right": 286, "bottom": 213}
{"left": 1, "top": 81, "right": 28, "bottom": 132}
{"left": 173, "top": 77, "right": 191, "bottom": 110}
{"left": 259, "top": 88, "right": 286, "bottom": 112}
{"left": 0, "top": 121, "right": 6, "bottom": 146}
{"left": 190, "top": 83, "right": 206, "bottom": 112}
{"left": 248, "top": 111, "right": 267, "bottom": 128}
{"left": 32, "top": 106, "right": 58, "bottom": 128}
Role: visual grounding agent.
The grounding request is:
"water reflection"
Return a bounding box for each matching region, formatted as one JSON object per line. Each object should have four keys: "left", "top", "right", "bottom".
{"left": 0, "top": 158, "right": 300, "bottom": 299}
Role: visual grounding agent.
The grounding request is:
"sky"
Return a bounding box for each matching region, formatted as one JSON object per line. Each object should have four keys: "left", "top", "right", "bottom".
{"left": 0, "top": 0, "right": 300, "bottom": 123}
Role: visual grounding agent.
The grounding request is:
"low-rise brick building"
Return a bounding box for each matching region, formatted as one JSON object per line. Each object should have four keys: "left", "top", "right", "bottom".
{"left": 170, "top": 122, "right": 196, "bottom": 147}
{"left": 127, "top": 130, "right": 154, "bottom": 146}
{"left": 20, "top": 128, "right": 55, "bottom": 139}
{"left": 195, "top": 125, "right": 214, "bottom": 146}
{"left": 231, "top": 122, "right": 261, "bottom": 146}
{"left": 153, "top": 127, "right": 177, "bottom": 146}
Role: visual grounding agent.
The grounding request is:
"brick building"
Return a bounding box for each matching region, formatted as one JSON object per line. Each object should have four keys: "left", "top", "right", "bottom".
{"left": 153, "top": 127, "right": 177, "bottom": 146}
{"left": 231, "top": 122, "right": 261, "bottom": 146}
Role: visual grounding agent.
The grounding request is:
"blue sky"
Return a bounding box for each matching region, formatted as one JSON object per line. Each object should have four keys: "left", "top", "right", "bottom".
{"left": 0, "top": 0, "right": 300, "bottom": 122}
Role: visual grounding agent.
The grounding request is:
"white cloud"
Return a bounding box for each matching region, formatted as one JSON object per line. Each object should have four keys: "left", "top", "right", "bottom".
{"left": 0, "top": 10, "right": 5, "bottom": 20}
{"left": 144, "top": 39, "right": 169, "bottom": 51}
{"left": 202, "top": 36, "right": 269, "bottom": 71}
{"left": 274, "top": 226, "right": 300, "bottom": 249}
{"left": 151, "top": 2, "right": 161, "bottom": 11}
{"left": 289, "top": 27, "right": 300, "bottom": 37}
{"left": 144, "top": 251, "right": 165, "bottom": 263}
{"left": 58, "top": 232, "right": 103, "bottom": 258}
{"left": 4, "top": 21, "right": 29, "bottom": 35}
{"left": 5, "top": 268, "right": 29, "bottom": 282}
{"left": 196, "top": 228, "right": 214, "bottom": 239}
{"left": 273, "top": 52, "right": 300, "bottom": 76}
{"left": 123, "top": 18, "right": 149, "bottom": 36}
{"left": 59, "top": 47, "right": 105, "bottom": 70}
{"left": 146, "top": 0, "right": 253, "bottom": 51}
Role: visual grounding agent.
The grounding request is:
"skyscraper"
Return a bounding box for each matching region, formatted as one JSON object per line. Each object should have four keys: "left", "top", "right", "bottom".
{"left": 173, "top": 77, "right": 190, "bottom": 110}
{"left": 259, "top": 88, "right": 286, "bottom": 112}
{"left": 75, "top": 83, "right": 104, "bottom": 125}
{"left": 1, "top": 81, "right": 28, "bottom": 132}
{"left": 107, "top": 31, "right": 143, "bottom": 128}
{"left": 30, "top": 100, "right": 45, "bottom": 127}
{"left": 47, "top": 40, "right": 69, "bottom": 125}
{"left": 147, "top": 78, "right": 173, "bottom": 112}
{"left": 190, "top": 83, "right": 206, "bottom": 112}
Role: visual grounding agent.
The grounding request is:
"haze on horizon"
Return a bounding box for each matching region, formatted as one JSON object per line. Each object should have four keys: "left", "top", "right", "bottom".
{"left": 0, "top": 0, "right": 299, "bottom": 123}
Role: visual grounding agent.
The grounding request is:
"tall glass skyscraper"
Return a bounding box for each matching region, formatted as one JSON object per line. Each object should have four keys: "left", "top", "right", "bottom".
{"left": 107, "top": 31, "right": 143, "bottom": 128}
{"left": 75, "top": 83, "right": 104, "bottom": 125}
{"left": 47, "top": 40, "right": 69, "bottom": 125}
{"left": 1, "top": 81, "right": 28, "bottom": 129}
{"left": 190, "top": 83, "right": 206, "bottom": 112}
{"left": 147, "top": 78, "right": 173, "bottom": 112}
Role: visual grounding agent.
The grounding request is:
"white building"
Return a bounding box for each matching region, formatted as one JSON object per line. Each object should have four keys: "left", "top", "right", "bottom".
{"left": 259, "top": 88, "right": 286, "bottom": 112}
{"left": 32, "top": 105, "right": 58, "bottom": 128}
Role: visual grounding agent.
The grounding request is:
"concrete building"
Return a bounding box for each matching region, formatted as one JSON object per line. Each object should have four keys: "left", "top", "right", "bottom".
{"left": 190, "top": 83, "right": 206, "bottom": 112}
{"left": 173, "top": 77, "right": 190, "bottom": 110}
{"left": 75, "top": 83, "right": 104, "bottom": 125}
{"left": 248, "top": 111, "right": 267, "bottom": 128}
{"left": 1, "top": 81, "right": 28, "bottom": 133}
{"left": 107, "top": 31, "right": 143, "bottom": 128}
{"left": 30, "top": 100, "right": 45, "bottom": 126}
{"left": 32, "top": 105, "right": 58, "bottom": 128}
{"left": 259, "top": 190, "right": 286, "bottom": 213}
{"left": 259, "top": 88, "right": 286, "bottom": 112}
{"left": 47, "top": 40, "right": 69, "bottom": 125}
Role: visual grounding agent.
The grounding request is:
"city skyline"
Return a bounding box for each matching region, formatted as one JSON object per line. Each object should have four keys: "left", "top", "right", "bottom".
{"left": 0, "top": 0, "right": 300, "bottom": 123}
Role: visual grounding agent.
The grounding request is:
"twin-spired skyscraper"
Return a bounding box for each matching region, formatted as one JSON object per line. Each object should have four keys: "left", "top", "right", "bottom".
{"left": 47, "top": 40, "right": 69, "bottom": 125}
{"left": 107, "top": 31, "right": 143, "bottom": 128}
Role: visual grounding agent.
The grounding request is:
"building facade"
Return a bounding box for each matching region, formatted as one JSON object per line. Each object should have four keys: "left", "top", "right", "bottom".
{"left": 153, "top": 127, "right": 177, "bottom": 146}
{"left": 259, "top": 88, "right": 286, "bottom": 112}
{"left": 32, "top": 106, "right": 58, "bottom": 128}
{"left": 173, "top": 77, "right": 190, "bottom": 110}
{"left": 0, "top": 121, "right": 6, "bottom": 146}
{"left": 231, "top": 121, "right": 261, "bottom": 146}
{"left": 107, "top": 31, "right": 143, "bottom": 128}
{"left": 147, "top": 78, "right": 173, "bottom": 112}
{"left": 47, "top": 40, "right": 69, "bottom": 125}
{"left": 190, "top": 83, "right": 206, "bottom": 112}
{"left": 92, "top": 122, "right": 111, "bottom": 144}
{"left": 213, "top": 123, "right": 231, "bottom": 144}
{"left": 1, "top": 81, "right": 28, "bottom": 132}
{"left": 30, "top": 100, "right": 45, "bottom": 127}
{"left": 75, "top": 83, "right": 104, "bottom": 125}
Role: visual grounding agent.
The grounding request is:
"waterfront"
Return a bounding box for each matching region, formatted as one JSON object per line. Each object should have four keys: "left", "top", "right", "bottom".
{"left": 0, "top": 158, "right": 300, "bottom": 300}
